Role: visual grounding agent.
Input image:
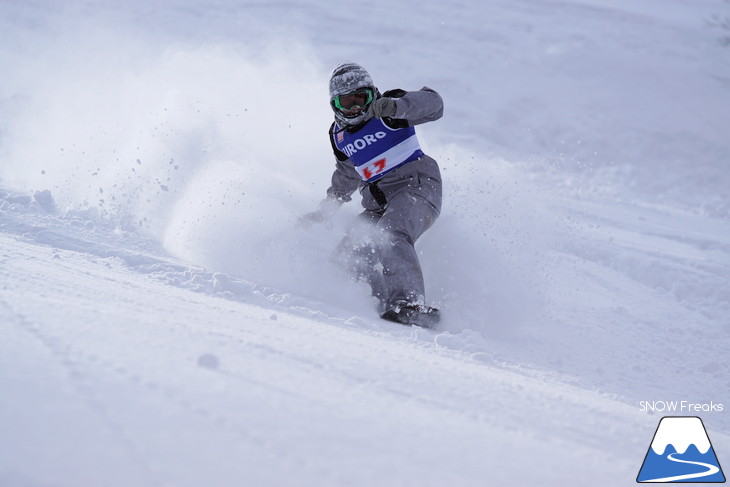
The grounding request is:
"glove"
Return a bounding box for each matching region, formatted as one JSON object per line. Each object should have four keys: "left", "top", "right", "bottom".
{"left": 298, "top": 198, "right": 340, "bottom": 228}
{"left": 370, "top": 97, "right": 397, "bottom": 119}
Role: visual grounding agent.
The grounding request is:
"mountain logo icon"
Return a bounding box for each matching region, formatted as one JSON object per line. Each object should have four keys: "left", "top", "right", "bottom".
{"left": 637, "top": 416, "right": 726, "bottom": 483}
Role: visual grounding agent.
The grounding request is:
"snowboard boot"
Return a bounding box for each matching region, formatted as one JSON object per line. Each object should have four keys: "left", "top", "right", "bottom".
{"left": 380, "top": 300, "right": 440, "bottom": 328}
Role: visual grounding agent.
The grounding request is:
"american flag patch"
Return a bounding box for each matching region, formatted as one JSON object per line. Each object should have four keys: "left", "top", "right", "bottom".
{"left": 337, "top": 132, "right": 344, "bottom": 143}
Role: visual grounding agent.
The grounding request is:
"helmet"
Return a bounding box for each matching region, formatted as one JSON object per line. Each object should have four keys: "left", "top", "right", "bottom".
{"left": 329, "top": 62, "right": 376, "bottom": 127}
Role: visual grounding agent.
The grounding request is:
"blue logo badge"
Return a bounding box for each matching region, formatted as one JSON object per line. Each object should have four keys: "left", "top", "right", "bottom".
{"left": 637, "top": 416, "right": 726, "bottom": 483}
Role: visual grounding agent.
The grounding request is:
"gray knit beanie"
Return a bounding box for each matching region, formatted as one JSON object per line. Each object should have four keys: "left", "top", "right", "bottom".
{"left": 329, "top": 62, "right": 374, "bottom": 99}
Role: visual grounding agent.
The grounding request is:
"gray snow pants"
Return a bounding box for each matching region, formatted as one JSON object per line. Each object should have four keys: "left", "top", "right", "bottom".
{"left": 335, "top": 155, "right": 442, "bottom": 308}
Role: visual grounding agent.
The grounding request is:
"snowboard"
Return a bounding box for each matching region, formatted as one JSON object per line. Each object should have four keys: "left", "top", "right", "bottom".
{"left": 380, "top": 303, "right": 440, "bottom": 328}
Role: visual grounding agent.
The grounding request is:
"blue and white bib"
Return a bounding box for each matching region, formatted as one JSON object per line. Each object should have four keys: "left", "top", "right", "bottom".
{"left": 333, "top": 117, "right": 424, "bottom": 182}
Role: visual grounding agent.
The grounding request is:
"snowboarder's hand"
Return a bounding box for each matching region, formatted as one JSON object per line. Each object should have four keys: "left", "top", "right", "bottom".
{"left": 298, "top": 198, "right": 340, "bottom": 228}
{"left": 370, "top": 97, "right": 397, "bottom": 119}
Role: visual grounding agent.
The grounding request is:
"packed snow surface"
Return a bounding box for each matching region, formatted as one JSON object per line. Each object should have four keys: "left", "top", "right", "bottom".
{"left": 1, "top": 0, "right": 729, "bottom": 486}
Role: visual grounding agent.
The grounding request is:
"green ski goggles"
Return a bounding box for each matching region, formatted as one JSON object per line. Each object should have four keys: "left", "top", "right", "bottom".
{"left": 332, "top": 89, "right": 374, "bottom": 115}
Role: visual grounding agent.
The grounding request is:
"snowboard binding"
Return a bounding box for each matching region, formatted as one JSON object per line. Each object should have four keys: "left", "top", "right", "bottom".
{"left": 380, "top": 300, "right": 440, "bottom": 328}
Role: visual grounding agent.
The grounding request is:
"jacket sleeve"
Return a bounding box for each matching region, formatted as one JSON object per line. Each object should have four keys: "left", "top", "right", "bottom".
{"left": 326, "top": 159, "right": 360, "bottom": 203}
{"left": 325, "top": 123, "right": 360, "bottom": 203}
{"left": 385, "top": 87, "right": 443, "bottom": 126}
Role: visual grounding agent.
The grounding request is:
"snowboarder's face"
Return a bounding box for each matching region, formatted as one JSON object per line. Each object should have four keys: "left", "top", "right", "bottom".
{"left": 332, "top": 89, "right": 373, "bottom": 118}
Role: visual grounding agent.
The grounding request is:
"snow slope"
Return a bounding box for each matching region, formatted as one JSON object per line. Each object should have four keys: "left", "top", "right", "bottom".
{"left": 1, "top": 1, "right": 729, "bottom": 486}
{"left": 0, "top": 191, "right": 697, "bottom": 487}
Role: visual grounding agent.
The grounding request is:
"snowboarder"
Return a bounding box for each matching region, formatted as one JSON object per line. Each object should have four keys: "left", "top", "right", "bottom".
{"left": 301, "top": 62, "right": 443, "bottom": 327}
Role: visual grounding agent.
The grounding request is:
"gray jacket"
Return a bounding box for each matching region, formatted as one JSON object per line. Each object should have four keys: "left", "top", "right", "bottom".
{"left": 326, "top": 87, "right": 443, "bottom": 213}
